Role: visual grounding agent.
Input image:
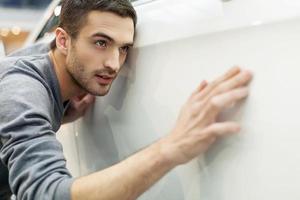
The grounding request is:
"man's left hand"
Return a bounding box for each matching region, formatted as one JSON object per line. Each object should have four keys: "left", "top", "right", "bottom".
{"left": 62, "top": 94, "right": 95, "bottom": 124}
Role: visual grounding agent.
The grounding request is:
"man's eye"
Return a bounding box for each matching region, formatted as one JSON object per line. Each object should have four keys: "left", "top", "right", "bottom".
{"left": 120, "top": 46, "right": 130, "bottom": 54}
{"left": 95, "top": 40, "right": 107, "bottom": 47}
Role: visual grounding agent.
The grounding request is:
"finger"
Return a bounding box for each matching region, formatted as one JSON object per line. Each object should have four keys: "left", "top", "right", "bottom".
{"left": 70, "top": 95, "right": 93, "bottom": 112}
{"left": 197, "top": 80, "right": 208, "bottom": 92}
{"left": 215, "top": 70, "right": 252, "bottom": 95}
{"left": 73, "top": 92, "right": 89, "bottom": 101}
{"left": 195, "top": 66, "right": 241, "bottom": 99}
{"left": 191, "top": 80, "right": 208, "bottom": 97}
{"left": 208, "top": 87, "right": 249, "bottom": 114}
{"left": 203, "top": 87, "right": 249, "bottom": 121}
{"left": 76, "top": 95, "right": 95, "bottom": 110}
{"left": 202, "top": 122, "right": 241, "bottom": 137}
{"left": 200, "top": 70, "right": 252, "bottom": 104}
{"left": 82, "top": 94, "right": 95, "bottom": 104}
{"left": 73, "top": 94, "right": 95, "bottom": 105}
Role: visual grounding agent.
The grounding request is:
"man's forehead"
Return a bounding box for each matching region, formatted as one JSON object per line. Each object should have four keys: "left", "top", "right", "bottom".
{"left": 81, "top": 11, "right": 135, "bottom": 44}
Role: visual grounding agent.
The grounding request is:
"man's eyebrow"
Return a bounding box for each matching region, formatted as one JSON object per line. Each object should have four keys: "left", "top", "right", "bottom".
{"left": 91, "top": 32, "right": 134, "bottom": 46}
{"left": 92, "top": 32, "right": 113, "bottom": 41}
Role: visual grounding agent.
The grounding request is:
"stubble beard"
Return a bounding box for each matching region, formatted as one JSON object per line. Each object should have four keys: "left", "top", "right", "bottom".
{"left": 67, "top": 53, "right": 113, "bottom": 96}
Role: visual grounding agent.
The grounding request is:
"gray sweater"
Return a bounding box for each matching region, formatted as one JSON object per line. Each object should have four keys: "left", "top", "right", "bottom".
{"left": 0, "top": 43, "right": 73, "bottom": 200}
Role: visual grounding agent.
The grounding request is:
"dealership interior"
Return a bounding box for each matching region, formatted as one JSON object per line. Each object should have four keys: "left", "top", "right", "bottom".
{"left": 0, "top": 0, "right": 52, "bottom": 56}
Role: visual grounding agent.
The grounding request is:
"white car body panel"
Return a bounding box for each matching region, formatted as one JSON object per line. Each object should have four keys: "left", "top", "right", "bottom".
{"left": 0, "top": 41, "right": 5, "bottom": 58}
{"left": 51, "top": 0, "right": 300, "bottom": 199}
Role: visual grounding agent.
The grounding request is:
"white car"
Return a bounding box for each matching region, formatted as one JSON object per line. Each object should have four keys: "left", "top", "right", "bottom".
{"left": 0, "top": 41, "right": 5, "bottom": 58}
{"left": 28, "top": 0, "right": 300, "bottom": 199}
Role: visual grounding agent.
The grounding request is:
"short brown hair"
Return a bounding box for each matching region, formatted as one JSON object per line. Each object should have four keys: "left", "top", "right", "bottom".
{"left": 51, "top": 0, "right": 137, "bottom": 49}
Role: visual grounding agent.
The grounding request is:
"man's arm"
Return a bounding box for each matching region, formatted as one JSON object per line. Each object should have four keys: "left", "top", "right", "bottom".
{"left": 72, "top": 140, "right": 173, "bottom": 200}
{"left": 0, "top": 72, "right": 74, "bottom": 200}
{"left": 71, "top": 67, "right": 253, "bottom": 200}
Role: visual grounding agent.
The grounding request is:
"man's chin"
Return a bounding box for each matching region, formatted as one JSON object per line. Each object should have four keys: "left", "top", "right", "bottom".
{"left": 98, "top": 90, "right": 110, "bottom": 96}
{"left": 87, "top": 85, "right": 111, "bottom": 96}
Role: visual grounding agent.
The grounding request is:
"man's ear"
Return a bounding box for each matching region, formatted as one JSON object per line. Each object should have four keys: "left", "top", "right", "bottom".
{"left": 55, "top": 27, "right": 70, "bottom": 56}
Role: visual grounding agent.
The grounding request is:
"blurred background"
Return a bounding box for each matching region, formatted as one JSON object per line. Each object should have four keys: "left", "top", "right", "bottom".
{"left": 0, "top": 0, "right": 52, "bottom": 54}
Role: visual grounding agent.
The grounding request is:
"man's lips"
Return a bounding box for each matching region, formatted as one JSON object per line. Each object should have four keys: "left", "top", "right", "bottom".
{"left": 95, "top": 74, "right": 114, "bottom": 85}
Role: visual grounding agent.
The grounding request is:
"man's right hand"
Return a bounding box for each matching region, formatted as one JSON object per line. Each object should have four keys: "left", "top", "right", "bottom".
{"left": 160, "top": 67, "right": 253, "bottom": 165}
{"left": 71, "top": 67, "right": 253, "bottom": 200}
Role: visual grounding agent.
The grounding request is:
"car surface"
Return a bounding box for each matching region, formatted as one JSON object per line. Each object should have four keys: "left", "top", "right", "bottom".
{"left": 0, "top": 41, "right": 5, "bottom": 58}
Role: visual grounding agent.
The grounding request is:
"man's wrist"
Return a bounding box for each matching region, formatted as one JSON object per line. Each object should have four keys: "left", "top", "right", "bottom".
{"left": 154, "top": 135, "right": 182, "bottom": 168}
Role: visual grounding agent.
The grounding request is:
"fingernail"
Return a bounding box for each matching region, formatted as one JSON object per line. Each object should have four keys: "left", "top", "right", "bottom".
{"left": 236, "top": 125, "right": 241, "bottom": 132}
{"left": 244, "top": 70, "right": 253, "bottom": 77}
{"left": 233, "top": 66, "right": 241, "bottom": 71}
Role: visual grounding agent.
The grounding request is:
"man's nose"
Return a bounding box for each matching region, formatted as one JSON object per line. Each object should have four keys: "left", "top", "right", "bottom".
{"left": 103, "top": 49, "right": 120, "bottom": 72}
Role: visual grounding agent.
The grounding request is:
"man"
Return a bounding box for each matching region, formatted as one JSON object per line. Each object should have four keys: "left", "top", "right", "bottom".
{"left": 0, "top": 0, "right": 253, "bottom": 199}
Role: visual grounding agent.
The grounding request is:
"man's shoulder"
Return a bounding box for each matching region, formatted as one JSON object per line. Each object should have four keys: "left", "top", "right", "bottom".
{"left": 8, "top": 42, "right": 50, "bottom": 57}
{"left": 0, "top": 53, "right": 50, "bottom": 81}
{"left": 0, "top": 42, "right": 51, "bottom": 73}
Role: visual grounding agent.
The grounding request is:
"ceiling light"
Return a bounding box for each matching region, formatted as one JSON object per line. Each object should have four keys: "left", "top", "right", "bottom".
{"left": 0, "top": 28, "right": 10, "bottom": 37}
{"left": 54, "top": 5, "right": 62, "bottom": 16}
{"left": 11, "top": 26, "right": 21, "bottom": 35}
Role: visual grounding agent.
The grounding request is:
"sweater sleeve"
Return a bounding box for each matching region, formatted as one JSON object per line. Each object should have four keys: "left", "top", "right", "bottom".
{"left": 0, "top": 71, "right": 74, "bottom": 200}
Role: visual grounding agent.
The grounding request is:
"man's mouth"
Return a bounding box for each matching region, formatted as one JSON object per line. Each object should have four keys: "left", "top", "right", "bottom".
{"left": 95, "top": 74, "right": 114, "bottom": 85}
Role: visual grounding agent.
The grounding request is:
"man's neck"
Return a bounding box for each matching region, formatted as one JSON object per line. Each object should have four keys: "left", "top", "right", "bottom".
{"left": 49, "top": 49, "right": 85, "bottom": 101}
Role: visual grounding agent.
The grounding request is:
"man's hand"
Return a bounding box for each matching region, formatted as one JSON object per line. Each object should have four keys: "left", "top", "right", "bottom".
{"left": 160, "top": 67, "right": 253, "bottom": 165}
{"left": 62, "top": 93, "right": 95, "bottom": 124}
{"left": 71, "top": 67, "right": 253, "bottom": 200}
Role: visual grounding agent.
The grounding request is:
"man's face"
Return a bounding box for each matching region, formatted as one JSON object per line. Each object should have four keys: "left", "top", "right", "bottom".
{"left": 66, "top": 11, "right": 135, "bottom": 96}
